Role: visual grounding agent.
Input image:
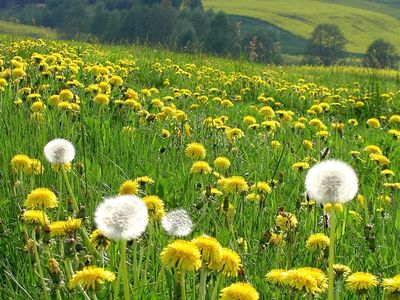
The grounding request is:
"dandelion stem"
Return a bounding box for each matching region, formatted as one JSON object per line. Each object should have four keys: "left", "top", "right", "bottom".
{"left": 198, "top": 264, "right": 207, "bottom": 300}
{"left": 32, "top": 229, "right": 50, "bottom": 300}
{"left": 211, "top": 273, "right": 222, "bottom": 300}
{"left": 120, "top": 240, "right": 130, "bottom": 300}
{"left": 328, "top": 207, "right": 336, "bottom": 300}
{"left": 61, "top": 166, "right": 79, "bottom": 212}
{"left": 179, "top": 271, "right": 186, "bottom": 300}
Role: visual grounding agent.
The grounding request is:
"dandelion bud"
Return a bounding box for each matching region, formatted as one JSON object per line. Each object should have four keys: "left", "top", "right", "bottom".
{"left": 64, "top": 236, "right": 76, "bottom": 256}
{"left": 47, "top": 258, "right": 62, "bottom": 284}
{"left": 24, "top": 239, "right": 36, "bottom": 253}
{"left": 77, "top": 206, "right": 86, "bottom": 220}
{"left": 43, "top": 225, "right": 51, "bottom": 244}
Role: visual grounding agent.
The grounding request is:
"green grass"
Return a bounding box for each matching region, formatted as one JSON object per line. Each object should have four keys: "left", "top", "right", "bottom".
{"left": 0, "top": 36, "right": 400, "bottom": 299}
{"left": 0, "top": 20, "right": 57, "bottom": 39}
{"left": 203, "top": 0, "right": 400, "bottom": 54}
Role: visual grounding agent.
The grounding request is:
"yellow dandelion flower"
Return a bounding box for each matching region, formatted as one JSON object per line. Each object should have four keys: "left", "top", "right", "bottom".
{"left": 192, "top": 235, "right": 223, "bottom": 265}
{"left": 323, "top": 203, "right": 343, "bottom": 213}
{"left": 11, "top": 154, "right": 32, "bottom": 173}
{"left": 226, "top": 128, "right": 245, "bottom": 141}
{"left": 89, "top": 229, "right": 111, "bottom": 250}
{"left": 209, "top": 247, "right": 241, "bottom": 277}
{"left": 59, "top": 89, "right": 74, "bottom": 102}
{"left": 266, "top": 269, "right": 287, "bottom": 286}
{"left": 119, "top": 180, "right": 139, "bottom": 195}
{"left": 243, "top": 115, "right": 257, "bottom": 126}
{"left": 382, "top": 274, "right": 400, "bottom": 294}
{"left": 306, "top": 233, "right": 330, "bottom": 251}
{"left": 364, "top": 145, "right": 382, "bottom": 154}
{"left": 220, "top": 282, "right": 259, "bottom": 300}
{"left": 221, "top": 176, "right": 248, "bottom": 194}
{"left": 282, "top": 269, "right": 319, "bottom": 294}
{"left": 160, "top": 240, "right": 201, "bottom": 272}
{"left": 333, "top": 264, "right": 352, "bottom": 277}
{"left": 214, "top": 157, "right": 231, "bottom": 170}
{"left": 51, "top": 163, "right": 72, "bottom": 173}
{"left": 143, "top": 195, "right": 165, "bottom": 220}
{"left": 251, "top": 182, "right": 272, "bottom": 194}
{"left": 109, "top": 75, "right": 123, "bottom": 86}
{"left": 269, "top": 232, "right": 285, "bottom": 247}
{"left": 186, "top": 142, "right": 206, "bottom": 159}
{"left": 370, "top": 154, "right": 390, "bottom": 166}
{"left": 275, "top": 212, "right": 298, "bottom": 230}
{"left": 24, "top": 188, "right": 58, "bottom": 209}
{"left": 270, "top": 140, "right": 281, "bottom": 149}
{"left": 346, "top": 272, "right": 378, "bottom": 292}
{"left": 303, "top": 139, "right": 313, "bottom": 150}
{"left": 49, "top": 218, "right": 82, "bottom": 237}
{"left": 292, "top": 162, "right": 310, "bottom": 172}
{"left": 366, "top": 118, "right": 381, "bottom": 129}
{"left": 68, "top": 266, "right": 115, "bottom": 290}
{"left": 191, "top": 161, "right": 212, "bottom": 174}
{"left": 21, "top": 210, "right": 49, "bottom": 225}
{"left": 389, "top": 115, "right": 400, "bottom": 123}
{"left": 94, "top": 93, "right": 109, "bottom": 105}
{"left": 297, "top": 267, "right": 328, "bottom": 293}
{"left": 135, "top": 176, "right": 155, "bottom": 185}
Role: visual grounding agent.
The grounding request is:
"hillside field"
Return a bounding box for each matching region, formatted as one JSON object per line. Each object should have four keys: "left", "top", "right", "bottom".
{"left": 0, "top": 35, "right": 400, "bottom": 299}
{"left": 203, "top": 0, "right": 400, "bottom": 54}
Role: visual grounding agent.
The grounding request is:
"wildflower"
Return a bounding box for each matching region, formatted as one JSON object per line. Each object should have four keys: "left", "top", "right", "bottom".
{"left": 323, "top": 203, "right": 343, "bottom": 213}
{"left": 388, "top": 129, "right": 400, "bottom": 139}
{"left": 109, "top": 75, "right": 123, "bottom": 86}
{"left": 220, "top": 282, "right": 259, "bottom": 300}
{"left": 49, "top": 218, "right": 82, "bottom": 237}
{"left": 370, "top": 154, "right": 390, "bottom": 166}
{"left": 162, "top": 129, "right": 170, "bottom": 138}
{"left": 44, "top": 139, "right": 75, "bottom": 164}
{"left": 89, "top": 229, "right": 111, "bottom": 250}
{"left": 316, "top": 130, "right": 329, "bottom": 138}
{"left": 161, "top": 209, "right": 193, "bottom": 237}
{"left": 143, "top": 195, "right": 166, "bottom": 220}
{"left": 185, "top": 142, "right": 206, "bottom": 159}
{"left": 275, "top": 212, "right": 298, "bottom": 230}
{"left": 364, "top": 145, "right": 382, "bottom": 154}
{"left": 251, "top": 182, "right": 272, "bottom": 194}
{"left": 384, "top": 182, "right": 400, "bottom": 190}
{"left": 282, "top": 269, "right": 320, "bottom": 294}
{"left": 21, "top": 210, "right": 49, "bottom": 225}
{"left": 68, "top": 266, "right": 115, "bottom": 290}
{"left": 28, "top": 159, "right": 44, "bottom": 175}
{"left": 243, "top": 115, "right": 257, "bottom": 126}
{"left": 226, "top": 128, "right": 245, "bottom": 141}
{"left": 269, "top": 232, "right": 285, "bottom": 247}
{"left": 382, "top": 274, "right": 400, "bottom": 294}
{"left": 31, "top": 101, "right": 46, "bottom": 112}
{"left": 270, "top": 140, "right": 281, "bottom": 149}
{"left": 214, "top": 157, "right": 231, "bottom": 170}
{"left": 191, "top": 161, "right": 212, "bottom": 174}
{"left": 298, "top": 267, "right": 328, "bottom": 293}
{"left": 192, "top": 235, "right": 223, "bottom": 265}
{"left": 94, "top": 195, "right": 148, "bottom": 241}
{"left": 246, "top": 193, "right": 261, "bottom": 201}
{"left": 346, "top": 272, "right": 378, "bottom": 292}
{"left": 266, "top": 269, "right": 287, "bottom": 286}
{"left": 94, "top": 93, "right": 109, "bottom": 105}
{"left": 306, "top": 233, "right": 330, "bottom": 251}
{"left": 305, "top": 160, "right": 358, "bottom": 204}
{"left": 160, "top": 240, "right": 201, "bottom": 272}
{"left": 303, "top": 139, "right": 313, "bottom": 150}
{"left": 292, "top": 162, "right": 310, "bottom": 172}
{"left": 59, "top": 89, "right": 74, "bottom": 102}
{"left": 221, "top": 176, "right": 248, "bottom": 193}
{"left": 333, "top": 264, "right": 352, "bottom": 277}
{"left": 389, "top": 115, "right": 400, "bottom": 123}
{"left": 24, "top": 188, "right": 58, "bottom": 209}
{"left": 11, "top": 154, "right": 31, "bottom": 173}
{"left": 366, "top": 118, "right": 381, "bottom": 129}
{"left": 135, "top": 176, "right": 155, "bottom": 185}
{"left": 119, "top": 180, "right": 139, "bottom": 195}
{"left": 51, "top": 163, "right": 72, "bottom": 172}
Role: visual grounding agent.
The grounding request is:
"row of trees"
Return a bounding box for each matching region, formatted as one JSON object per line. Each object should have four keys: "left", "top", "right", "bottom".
{"left": 306, "top": 23, "right": 399, "bottom": 69}
{"left": 1, "top": 0, "right": 283, "bottom": 64}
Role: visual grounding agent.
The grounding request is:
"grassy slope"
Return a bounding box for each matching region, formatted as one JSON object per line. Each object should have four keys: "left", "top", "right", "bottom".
{"left": 203, "top": 0, "right": 400, "bottom": 54}
{"left": 0, "top": 20, "right": 57, "bottom": 39}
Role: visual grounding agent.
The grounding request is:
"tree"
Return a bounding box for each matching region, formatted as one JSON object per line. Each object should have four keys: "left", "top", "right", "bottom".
{"left": 205, "top": 12, "right": 237, "bottom": 55}
{"left": 307, "top": 23, "right": 346, "bottom": 66}
{"left": 364, "top": 39, "right": 399, "bottom": 69}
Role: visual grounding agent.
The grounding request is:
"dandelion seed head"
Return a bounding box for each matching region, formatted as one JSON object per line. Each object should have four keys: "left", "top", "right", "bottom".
{"left": 94, "top": 195, "right": 148, "bottom": 241}
{"left": 161, "top": 209, "right": 193, "bottom": 237}
{"left": 44, "top": 138, "right": 76, "bottom": 164}
{"left": 305, "top": 159, "right": 358, "bottom": 204}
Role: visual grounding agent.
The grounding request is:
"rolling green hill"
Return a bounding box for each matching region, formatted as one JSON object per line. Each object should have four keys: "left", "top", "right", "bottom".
{"left": 0, "top": 20, "right": 57, "bottom": 39}
{"left": 203, "top": 0, "right": 400, "bottom": 54}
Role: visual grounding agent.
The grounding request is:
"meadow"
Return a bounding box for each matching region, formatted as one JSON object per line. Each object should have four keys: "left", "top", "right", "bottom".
{"left": 0, "top": 36, "right": 400, "bottom": 299}
{"left": 203, "top": 0, "right": 400, "bottom": 54}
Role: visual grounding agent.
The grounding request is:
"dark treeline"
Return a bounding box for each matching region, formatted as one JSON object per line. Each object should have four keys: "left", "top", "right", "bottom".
{"left": 1, "top": 0, "right": 283, "bottom": 64}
